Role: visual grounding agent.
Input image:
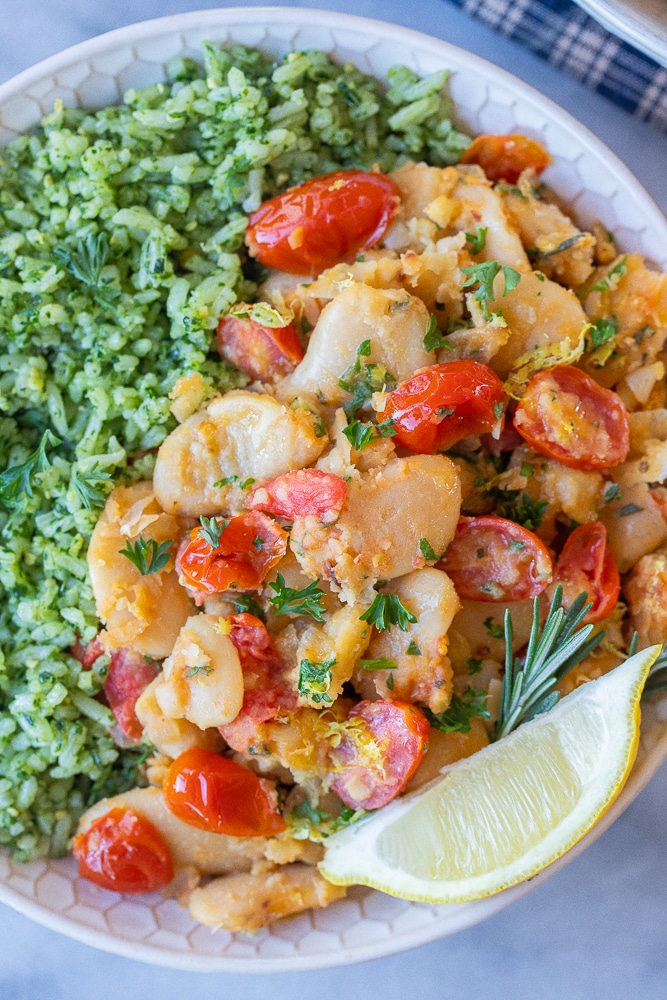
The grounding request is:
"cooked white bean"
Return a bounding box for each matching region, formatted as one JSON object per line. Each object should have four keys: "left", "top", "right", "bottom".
{"left": 87, "top": 482, "right": 194, "bottom": 658}
{"left": 153, "top": 390, "right": 327, "bottom": 516}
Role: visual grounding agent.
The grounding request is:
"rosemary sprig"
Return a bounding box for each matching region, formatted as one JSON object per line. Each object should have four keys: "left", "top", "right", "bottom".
{"left": 494, "top": 585, "right": 603, "bottom": 741}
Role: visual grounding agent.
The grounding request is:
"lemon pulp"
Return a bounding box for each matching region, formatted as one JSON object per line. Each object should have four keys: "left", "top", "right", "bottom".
{"left": 319, "top": 646, "right": 659, "bottom": 903}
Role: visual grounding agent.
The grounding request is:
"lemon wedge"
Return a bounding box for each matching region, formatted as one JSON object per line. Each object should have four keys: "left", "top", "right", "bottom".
{"left": 319, "top": 645, "right": 659, "bottom": 903}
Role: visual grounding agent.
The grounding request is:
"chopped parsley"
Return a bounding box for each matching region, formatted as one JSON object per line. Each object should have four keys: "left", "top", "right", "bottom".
{"left": 484, "top": 616, "right": 504, "bottom": 639}
{"left": 185, "top": 664, "right": 213, "bottom": 678}
{"left": 460, "top": 260, "right": 521, "bottom": 315}
{"left": 198, "top": 515, "right": 228, "bottom": 548}
{"left": 590, "top": 255, "right": 628, "bottom": 293}
{"left": 269, "top": 573, "right": 327, "bottom": 621}
{"left": 423, "top": 313, "right": 454, "bottom": 352}
{"left": 0, "top": 429, "right": 61, "bottom": 505}
{"left": 406, "top": 640, "right": 422, "bottom": 656}
{"left": 603, "top": 483, "right": 622, "bottom": 504}
{"left": 464, "top": 226, "right": 488, "bottom": 254}
{"left": 419, "top": 537, "right": 439, "bottom": 561}
{"left": 118, "top": 536, "right": 172, "bottom": 576}
{"left": 338, "top": 341, "right": 397, "bottom": 417}
{"left": 343, "top": 417, "right": 397, "bottom": 451}
{"left": 424, "top": 688, "right": 490, "bottom": 734}
{"left": 357, "top": 657, "right": 398, "bottom": 670}
{"left": 359, "top": 593, "right": 418, "bottom": 632}
{"left": 298, "top": 656, "right": 335, "bottom": 704}
{"left": 69, "top": 463, "right": 112, "bottom": 510}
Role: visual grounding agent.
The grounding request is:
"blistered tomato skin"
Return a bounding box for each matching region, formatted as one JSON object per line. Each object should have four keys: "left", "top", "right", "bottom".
{"left": 245, "top": 169, "right": 400, "bottom": 275}
{"left": 513, "top": 365, "right": 630, "bottom": 471}
{"left": 438, "top": 515, "right": 553, "bottom": 602}
{"left": 163, "top": 747, "right": 286, "bottom": 837}
{"left": 217, "top": 309, "right": 303, "bottom": 382}
{"left": 460, "top": 134, "right": 553, "bottom": 184}
{"left": 73, "top": 807, "right": 173, "bottom": 894}
{"left": 176, "top": 511, "right": 288, "bottom": 600}
{"left": 551, "top": 521, "right": 620, "bottom": 623}
{"left": 330, "top": 700, "right": 430, "bottom": 811}
{"left": 384, "top": 361, "right": 505, "bottom": 454}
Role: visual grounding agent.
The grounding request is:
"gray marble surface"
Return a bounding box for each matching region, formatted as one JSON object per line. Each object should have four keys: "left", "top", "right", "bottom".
{"left": 1, "top": 1, "right": 667, "bottom": 997}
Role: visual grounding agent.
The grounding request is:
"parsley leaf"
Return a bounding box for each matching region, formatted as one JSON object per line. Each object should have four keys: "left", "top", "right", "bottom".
{"left": 586, "top": 317, "right": 618, "bottom": 350}
{"left": 484, "top": 616, "right": 504, "bottom": 639}
{"left": 590, "top": 255, "right": 628, "bottom": 293}
{"left": 338, "top": 342, "right": 396, "bottom": 418}
{"left": 424, "top": 688, "right": 490, "bottom": 733}
{"left": 342, "top": 419, "right": 377, "bottom": 451}
{"left": 269, "top": 574, "right": 327, "bottom": 621}
{"left": 419, "top": 537, "right": 439, "bottom": 561}
{"left": 359, "top": 593, "right": 418, "bottom": 632}
{"left": 70, "top": 463, "right": 111, "bottom": 510}
{"left": 423, "top": 313, "right": 456, "bottom": 353}
{"left": 460, "top": 261, "right": 521, "bottom": 314}
{"left": 603, "top": 483, "right": 621, "bottom": 504}
{"left": 406, "top": 640, "right": 422, "bottom": 656}
{"left": 343, "top": 417, "right": 396, "bottom": 451}
{"left": 229, "top": 592, "right": 266, "bottom": 620}
{"left": 298, "top": 656, "right": 335, "bottom": 704}
{"left": 198, "top": 515, "right": 228, "bottom": 548}
{"left": 357, "top": 657, "right": 398, "bottom": 670}
{"left": 119, "top": 536, "right": 172, "bottom": 575}
{"left": 497, "top": 492, "right": 548, "bottom": 531}
{"left": 185, "top": 664, "right": 213, "bottom": 678}
{"left": 465, "top": 226, "right": 488, "bottom": 254}
{"left": 53, "top": 232, "right": 120, "bottom": 308}
{"left": 0, "top": 429, "right": 61, "bottom": 505}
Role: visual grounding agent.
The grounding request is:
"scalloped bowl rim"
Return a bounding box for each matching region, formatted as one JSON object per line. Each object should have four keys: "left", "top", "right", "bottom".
{"left": 1, "top": 5, "right": 667, "bottom": 973}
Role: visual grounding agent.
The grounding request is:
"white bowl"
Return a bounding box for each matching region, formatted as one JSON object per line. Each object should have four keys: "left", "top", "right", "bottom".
{"left": 1, "top": 5, "right": 667, "bottom": 973}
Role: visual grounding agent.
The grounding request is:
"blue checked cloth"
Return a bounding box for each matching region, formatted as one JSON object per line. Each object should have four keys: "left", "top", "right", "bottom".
{"left": 445, "top": 0, "right": 667, "bottom": 130}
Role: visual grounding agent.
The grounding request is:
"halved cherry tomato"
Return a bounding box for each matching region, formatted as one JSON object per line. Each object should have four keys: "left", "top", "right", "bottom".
{"left": 217, "top": 307, "right": 303, "bottom": 382}
{"left": 176, "top": 511, "right": 287, "bottom": 601}
{"left": 460, "top": 134, "right": 553, "bottom": 184}
{"left": 329, "top": 700, "right": 430, "bottom": 811}
{"left": 163, "top": 747, "right": 286, "bottom": 837}
{"left": 103, "top": 648, "right": 159, "bottom": 742}
{"left": 383, "top": 361, "right": 505, "bottom": 454}
{"left": 245, "top": 169, "right": 400, "bottom": 276}
{"left": 437, "top": 515, "right": 553, "bottom": 602}
{"left": 73, "top": 807, "right": 173, "bottom": 894}
{"left": 246, "top": 469, "right": 347, "bottom": 523}
{"left": 513, "top": 365, "right": 630, "bottom": 471}
{"left": 550, "top": 521, "right": 620, "bottom": 623}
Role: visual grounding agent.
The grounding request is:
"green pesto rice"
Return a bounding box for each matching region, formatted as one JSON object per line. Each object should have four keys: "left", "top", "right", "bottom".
{"left": 0, "top": 42, "right": 470, "bottom": 861}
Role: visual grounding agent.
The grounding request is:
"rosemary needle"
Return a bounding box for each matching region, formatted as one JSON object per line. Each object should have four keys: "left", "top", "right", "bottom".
{"left": 494, "top": 585, "right": 603, "bottom": 741}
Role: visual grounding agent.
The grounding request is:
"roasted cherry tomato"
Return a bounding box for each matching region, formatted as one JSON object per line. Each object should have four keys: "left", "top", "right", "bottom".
{"left": 217, "top": 306, "right": 303, "bottom": 382}
{"left": 245, "top": 169, "right": 400, "bottom": 275}
{"left": 551, "top": 521, "right": 620, "bottom": 623}
{"left": 513, "top": 365, "right": 630, "bottom": 471}
{"left": 246, "top": 469, "right": 347, "bottom": 523}
{"left": 329, "top": 700, "right": 430, "bottom": 811}
{"left": 73, "top": 807, "right": 173, "bottom": 894}
{"left": 176, "top": 511, "right": 287, "bottom": 601}
{"left": 103, "top": 647, "right": 159, "bottom": 742}
{"left": 438, "top": 515, "right": 553, "bottom": 602}
{"left": 460, "top": 134, "right": 553, "bottom": 184}
{"left": 163, "top": 747, "right": 286, "bottom": 837}
{"left": 383, "top": 361, "right": 505, "bottom": 454}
